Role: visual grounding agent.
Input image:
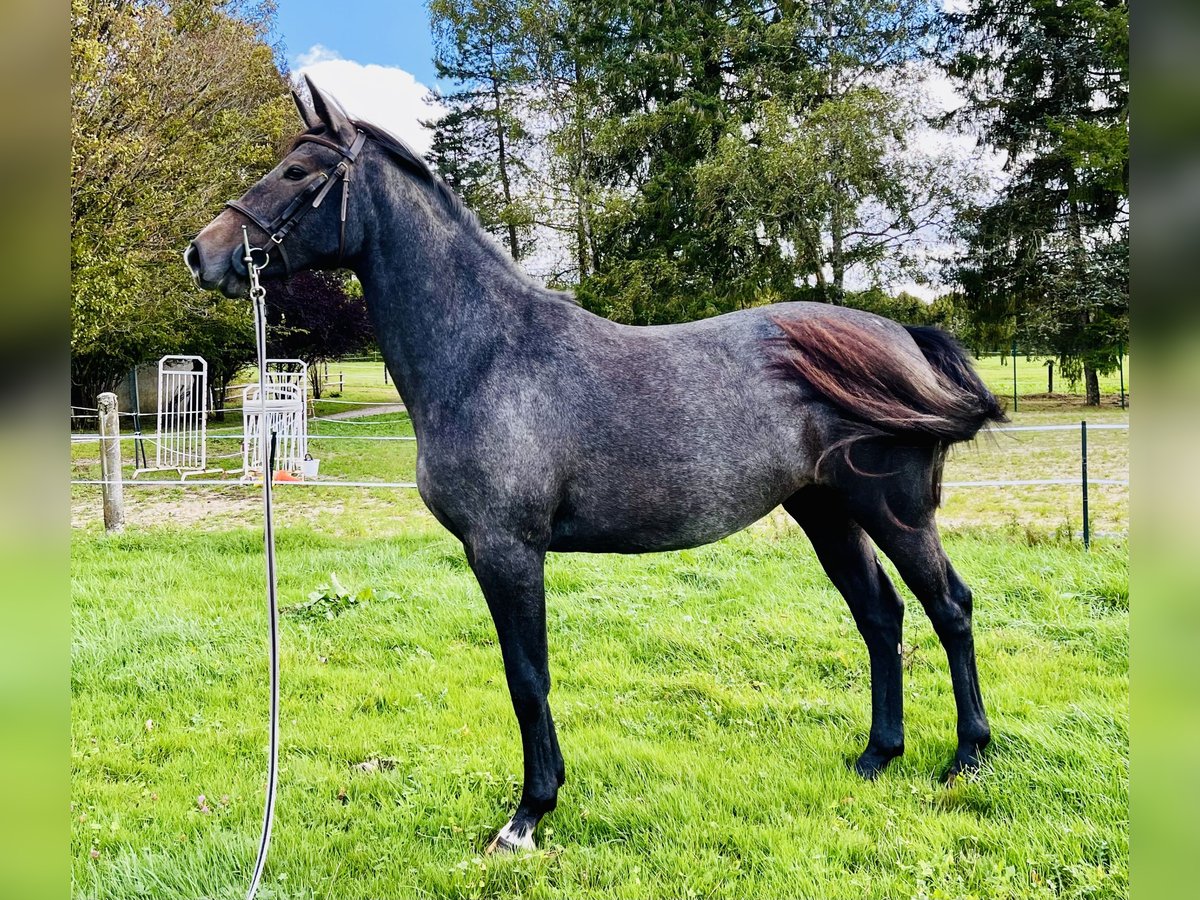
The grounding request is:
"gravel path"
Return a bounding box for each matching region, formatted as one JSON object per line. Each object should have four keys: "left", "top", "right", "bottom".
{"left": 317, "top": 402, "right": 407, "bottom": 420}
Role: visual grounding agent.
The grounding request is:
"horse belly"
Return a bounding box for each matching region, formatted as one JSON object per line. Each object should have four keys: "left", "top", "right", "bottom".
{"left": 548, "top": 458, "right": 802, "bottom": 553}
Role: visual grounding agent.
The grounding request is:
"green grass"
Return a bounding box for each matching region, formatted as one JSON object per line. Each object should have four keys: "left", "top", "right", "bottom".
{"left": 969, "top": 352, "right": 1130, "bottom": 406}
{"left": 72, "top": 520, "right": 1127, "bottom": 900}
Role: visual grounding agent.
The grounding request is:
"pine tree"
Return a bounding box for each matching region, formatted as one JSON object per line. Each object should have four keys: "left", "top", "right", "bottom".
{"left": 427, "top": 0, "right": 538, "bottom": 262}
{"left": 944, "top": 0, "right": 1129, "bottom": 404}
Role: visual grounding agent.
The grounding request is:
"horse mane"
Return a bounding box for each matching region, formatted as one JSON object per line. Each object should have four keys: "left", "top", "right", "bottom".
{"left": 288, "top": 116, "right": 577, "bottom": 302}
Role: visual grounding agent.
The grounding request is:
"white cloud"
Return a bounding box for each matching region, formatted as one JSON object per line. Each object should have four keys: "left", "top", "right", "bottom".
{"left": 293, "top": 48, "right": 445, "bottom": 156}
{"left": 293, "top": 44, "right": 342, "bottom": 68}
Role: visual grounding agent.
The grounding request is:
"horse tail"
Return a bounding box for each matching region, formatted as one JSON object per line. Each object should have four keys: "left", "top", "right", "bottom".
{"left": 771, "top": 316, "right": 1007, "bottom": 504}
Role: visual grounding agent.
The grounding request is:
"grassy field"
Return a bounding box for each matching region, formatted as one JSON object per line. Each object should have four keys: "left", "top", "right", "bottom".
{"left": 967, "top": 352, "right": 1129, "bottom": 408}
{"left": 71, "top": 351, "right": 1129, "bottom": 899}
{"left": 72, "top": 523, "right": 1127, "bottom": 900}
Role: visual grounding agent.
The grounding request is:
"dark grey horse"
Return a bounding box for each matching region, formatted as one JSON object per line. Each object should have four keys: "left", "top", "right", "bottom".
{"left": 187, "top": 78, "right": 1006, "bottom": 853}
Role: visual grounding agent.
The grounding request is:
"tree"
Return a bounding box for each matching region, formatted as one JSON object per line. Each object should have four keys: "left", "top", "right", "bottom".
{"left": 71, "top": 0, "right": 292, "bottom": 408}
{"left": 690, "top": 1, "right": 963, "bottom": 304}
{"left": 557, "top": 1, "right": 967, "bottom": 321}
{"left": 943, "top": 0, "right": 1128, "bottom": 404}
{"left": 568, "top": 0, "right": 770, "bottom": 323}
{"left": 264, "top": 272, "right": 374, "bottom": 398}
{"left": 424, "top": 1, "right": 983, "bottom": 324}
{"left": 427, "top": 0, "right": 540, "bottom": 262}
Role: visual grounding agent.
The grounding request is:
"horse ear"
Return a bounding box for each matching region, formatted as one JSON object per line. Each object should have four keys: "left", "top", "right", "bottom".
{"left": 292, "top": 86, "right": 321, "bottom": 130}
{"left": 304, "top": 74, "right": 354, "bottom": 141}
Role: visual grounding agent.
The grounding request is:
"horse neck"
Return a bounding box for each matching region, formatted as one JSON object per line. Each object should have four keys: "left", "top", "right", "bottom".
{"left": 350, "top": 156, "right": 538, "bottom": 424}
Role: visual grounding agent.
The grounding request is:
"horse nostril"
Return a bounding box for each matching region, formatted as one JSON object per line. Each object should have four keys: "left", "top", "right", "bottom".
{"left": 184, "top": 243, "right": 202, "bottom": 283}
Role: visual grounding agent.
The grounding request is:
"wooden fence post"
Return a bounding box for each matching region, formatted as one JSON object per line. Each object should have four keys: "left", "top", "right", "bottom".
{"left": 98, "top": 392, "right": 125, "bottom": 533}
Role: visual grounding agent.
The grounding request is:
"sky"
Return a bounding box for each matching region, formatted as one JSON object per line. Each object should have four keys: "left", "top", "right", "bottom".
{"left": 274, "top": 1, "right": 443, "bottom": 154}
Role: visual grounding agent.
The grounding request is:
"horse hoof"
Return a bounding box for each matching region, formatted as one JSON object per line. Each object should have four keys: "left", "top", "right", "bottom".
{"left": 485, "top": 819, "right": 536, "bottom": 855}
{"left": 942, "top": 737, "right": 989, "bottom": 784}
{"left": 853, "top": 744, "right": 903, "bottom": 780}
{"left": 942, "top": 752, "right": 984, "bottom": 785}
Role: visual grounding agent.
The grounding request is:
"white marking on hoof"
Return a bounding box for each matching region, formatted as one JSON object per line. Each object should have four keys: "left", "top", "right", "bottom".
{"left": 486, "top": 818, "right": 536, "bottom": 854}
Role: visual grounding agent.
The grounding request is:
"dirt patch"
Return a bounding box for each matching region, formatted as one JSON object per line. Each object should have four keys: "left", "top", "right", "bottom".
{"left": 71, "top": 486, "right": 436, "bottom": 535}
{"left": 71, "top": 490, "right": 259, "bottom": 531}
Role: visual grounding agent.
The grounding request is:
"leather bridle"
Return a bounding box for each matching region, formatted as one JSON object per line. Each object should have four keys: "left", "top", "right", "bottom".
{"left": 225, "top": 130, "right": 368, "bottom": 276}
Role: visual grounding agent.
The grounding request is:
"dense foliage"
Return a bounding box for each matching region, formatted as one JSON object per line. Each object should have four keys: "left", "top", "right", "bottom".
{"left": 71, "top": 0, "right": 291, "bottom": 407}
{"left": 69, "top": 0, "right": 1130, "bottom": 408}
{"left": 264, "top": 272, "right": 374, "bottom": 397}
{"left": 429, "top": 0, "right": 1128, "bottom": 402}
{"left": 943, "top": 0, "right": 1129, "bottom": 402}
{"left": 429, "top": 0, "right": 973, "bottom": 323}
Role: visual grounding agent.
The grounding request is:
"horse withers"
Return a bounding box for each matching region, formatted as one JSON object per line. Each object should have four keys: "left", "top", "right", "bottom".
{"left": 186, "top": 77, "right": 1007, "bottom": 854}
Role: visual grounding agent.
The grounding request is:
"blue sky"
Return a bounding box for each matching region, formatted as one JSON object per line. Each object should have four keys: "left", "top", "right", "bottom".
{"left": 276, "top": 1, "right": 438, "bottom": 86}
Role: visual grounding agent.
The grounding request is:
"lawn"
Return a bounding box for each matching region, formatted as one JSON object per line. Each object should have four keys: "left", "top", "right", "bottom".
{"left": 70, "top": 350, "right": 1129, "bottom": 899}
{"left": 966, "top": 352, "right": 1129, "bottom": 408}
{"left": 71, "top": 520, "right": 1127, "bottom": 900}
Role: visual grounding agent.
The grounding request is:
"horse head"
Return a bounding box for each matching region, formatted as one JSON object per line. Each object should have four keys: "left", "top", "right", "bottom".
{"left": 185, "top": 75, "right": 368, "bottom": 297}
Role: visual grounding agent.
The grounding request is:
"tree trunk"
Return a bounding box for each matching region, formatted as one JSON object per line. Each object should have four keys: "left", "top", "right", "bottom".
{"left": 1084, "top": 366, "right": 1100, "bottom": 406}
{"left": 211, "top": 377, "right": 227, "bottom": 422}
{"left": 573, "top": 60, "right": 590, "bottom": 282}
{"left": 830, "top": 194, "right": 846, "bottom": 301}
{"left": 489, "top": 54, "right": 521, "bottom": 262}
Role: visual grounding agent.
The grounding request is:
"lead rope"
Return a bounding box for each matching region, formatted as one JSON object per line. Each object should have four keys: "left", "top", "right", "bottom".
{"left": 243, "top": 226, "right": 280, "bottom": 900}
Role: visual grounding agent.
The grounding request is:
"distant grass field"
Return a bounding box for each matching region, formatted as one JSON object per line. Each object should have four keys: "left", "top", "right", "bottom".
{"left": 313, "top": 348, "right": 1131, "bottom": 404}
{"left": 967, "top": 351, "right": 1129, "bottom": 408}
{"left": 70, "top": 349, "right": 1129, "bottom": 899}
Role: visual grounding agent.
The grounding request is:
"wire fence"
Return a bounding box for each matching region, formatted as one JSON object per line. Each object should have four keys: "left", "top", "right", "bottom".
{"left": 72, "top": 386, "right": 1128, "bottom": 545}
{"left": 73, "top": 350, "right": 1130, "bottom": 542}
{"left": 69, "top": 425, "right": 1129, "bottom": 496}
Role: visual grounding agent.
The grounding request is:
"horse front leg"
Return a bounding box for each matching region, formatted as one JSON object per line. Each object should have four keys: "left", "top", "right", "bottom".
{"left": 465, "top": 535, "right": 563, "bottom": 853}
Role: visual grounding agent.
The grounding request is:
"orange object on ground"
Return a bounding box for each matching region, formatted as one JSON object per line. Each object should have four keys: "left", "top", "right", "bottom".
{"left": 273, "top": 470, "right": 301, "bottom": 482}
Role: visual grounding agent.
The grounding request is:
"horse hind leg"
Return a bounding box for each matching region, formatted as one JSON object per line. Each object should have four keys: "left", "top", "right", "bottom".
{"left": 845, "top": 474, "right": 991, "bottom": 782}
{"left": 784, "top": 488, "right": 906, "bottom": 778}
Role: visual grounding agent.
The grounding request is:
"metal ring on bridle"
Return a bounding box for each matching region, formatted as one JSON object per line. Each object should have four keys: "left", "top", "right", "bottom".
{"left": 247, "top": 246, "right": 270, "bottom": 270}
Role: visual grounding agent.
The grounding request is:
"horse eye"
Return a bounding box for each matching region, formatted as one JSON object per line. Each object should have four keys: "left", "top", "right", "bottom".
{"left": 283, "top": 165, "right": 307, "bottom": 181}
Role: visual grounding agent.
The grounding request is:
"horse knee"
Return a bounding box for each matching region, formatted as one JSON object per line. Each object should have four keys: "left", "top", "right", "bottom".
{"left": 930, "top": 583, "right": 974, "bottom": 643}
{"left": 506, "top": 666, "right": 550, "bottom": 720}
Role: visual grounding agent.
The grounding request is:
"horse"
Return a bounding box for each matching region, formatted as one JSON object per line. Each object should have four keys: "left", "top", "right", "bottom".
{"left": 186, "top": 77, "right": 1007, "bottom": 853}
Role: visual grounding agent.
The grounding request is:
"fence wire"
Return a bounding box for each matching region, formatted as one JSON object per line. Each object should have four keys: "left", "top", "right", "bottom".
{"left": 69, "top": 423, "right": 1129, "bottom": 492}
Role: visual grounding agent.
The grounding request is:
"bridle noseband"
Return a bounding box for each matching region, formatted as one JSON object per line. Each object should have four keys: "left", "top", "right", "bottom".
{"left": 225, "top": 130, "right": 368, "bottom": 275}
